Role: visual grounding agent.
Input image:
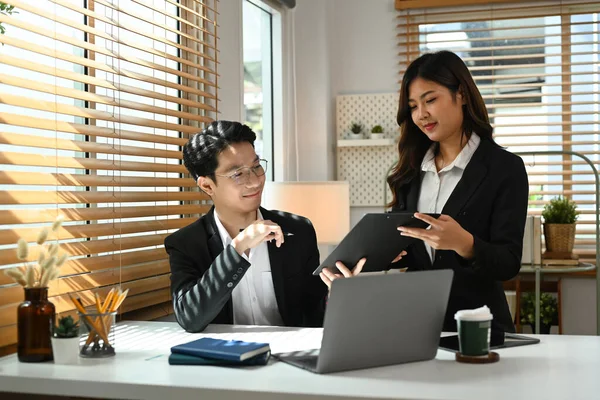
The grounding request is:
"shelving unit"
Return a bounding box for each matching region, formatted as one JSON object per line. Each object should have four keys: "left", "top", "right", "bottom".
{"left": 515, "top": 150, "right": 600, "bottom": 335}
{"left": 336, "top": 93, "right": 398, "bottom": 206}
{"left": 508, "top": 263, "right": 596, "bottom": 334}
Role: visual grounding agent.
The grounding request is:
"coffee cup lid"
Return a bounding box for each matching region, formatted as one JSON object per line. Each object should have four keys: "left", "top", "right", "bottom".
{"left": 454, "top": 305, "right": 493, "bottom": 321}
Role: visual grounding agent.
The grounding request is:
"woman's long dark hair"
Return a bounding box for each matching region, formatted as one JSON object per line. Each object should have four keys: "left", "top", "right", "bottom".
{"left": 386, "top": 50, "right": 496, "bottom": 208}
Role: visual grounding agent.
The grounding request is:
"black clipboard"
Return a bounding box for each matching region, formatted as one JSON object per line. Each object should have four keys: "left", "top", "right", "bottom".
{"left": 312, "top": 212, "right": 439, "bottom": 275}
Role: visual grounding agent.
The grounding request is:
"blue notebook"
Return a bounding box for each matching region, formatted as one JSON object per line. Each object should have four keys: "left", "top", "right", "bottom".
{"left": 171, "top": 337, "right": 270, "bottom": 362}
{"left": 168, "top": 351, "right": 270, "bottom": 366}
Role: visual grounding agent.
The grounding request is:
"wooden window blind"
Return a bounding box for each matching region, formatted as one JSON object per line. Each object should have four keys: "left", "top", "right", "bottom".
{"left": 0, "top": 0, "right": 217, "bottom": 351}
{"left": 395, "top": 0, "right": 537, "bottom": 10}
{"left": 397, "top": 0, "right": 600, "bottom": 264}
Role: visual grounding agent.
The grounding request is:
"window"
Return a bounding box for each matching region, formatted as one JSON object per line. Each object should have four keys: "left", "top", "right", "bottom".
{"left": 0, "top": 0, "right": 217, "bottom": 351}
{"left": 397, "top": 0, "right": 600, "bottom": 264}
{"left": 243, "top": 0, "right": 275, "bottom": 180}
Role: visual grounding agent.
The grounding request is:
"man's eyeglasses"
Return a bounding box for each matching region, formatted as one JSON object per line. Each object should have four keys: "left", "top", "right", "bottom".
{"left": 214, "top": 159, "right": 268, "bottom": 185}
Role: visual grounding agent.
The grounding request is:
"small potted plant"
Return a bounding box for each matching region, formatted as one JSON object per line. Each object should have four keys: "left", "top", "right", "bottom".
{"left": 520, "top": 292, "right": 558, "bottom": 334}
{"left": 51, "top": 315, "right": 80, "bottom": 364}
{"left": 348, "top": 122, "right": 363, "bottom": 139}
{"left": 541, "top": 196, "right": 579, "bottom": 256}
{"left": 370, "top": 124, "right": 385, "bottom": 139}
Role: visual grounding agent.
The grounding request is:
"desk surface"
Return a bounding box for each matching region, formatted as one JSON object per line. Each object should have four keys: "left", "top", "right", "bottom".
{"left": 1, "top": 321, "right": 599, "bottom": 400}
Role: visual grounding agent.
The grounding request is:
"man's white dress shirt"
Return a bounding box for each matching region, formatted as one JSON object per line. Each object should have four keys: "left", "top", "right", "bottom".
{"left": 214, "top": 209, "right": 284, "bottom": 325}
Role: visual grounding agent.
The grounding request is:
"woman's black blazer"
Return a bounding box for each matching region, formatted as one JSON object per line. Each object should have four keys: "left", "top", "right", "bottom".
{"left": 391, "top": 138, "right": 529, "bottom": 333}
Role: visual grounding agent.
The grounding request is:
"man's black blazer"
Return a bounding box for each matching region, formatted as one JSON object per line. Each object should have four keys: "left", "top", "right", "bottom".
{"left": 391, "top": 139, "right": 529, "bottom": 334}
{"left": 165, "top": 207, "right": 327, "bottom": 332}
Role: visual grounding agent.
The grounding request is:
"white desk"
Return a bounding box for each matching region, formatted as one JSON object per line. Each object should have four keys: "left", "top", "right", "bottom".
{"left": 1, "top": 321, "right": 599, "bottom": 400}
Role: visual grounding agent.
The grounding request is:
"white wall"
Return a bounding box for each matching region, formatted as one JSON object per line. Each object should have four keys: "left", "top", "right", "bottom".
{"left": 220, "top": 0, "right": 398, "bottom": 183}
{"left": 218, "top": 0, "right": 244, "bottom": 122}
{"left": 562, "top": 277, "right": 597, "bottom": 335}
{"left": 325, "top": 0, "right": 398, "bottom": 227}
{"left": 328, "top": 0, "right": 399, "bottom": 96}
{"left": 290, "top": 0, "right": 399, "bottom": 182}
{"left": 219, "top": 0, "right": 337, "bottom": 181}
{"left": 290, "top": 0, "right": 335, "bottom": 181}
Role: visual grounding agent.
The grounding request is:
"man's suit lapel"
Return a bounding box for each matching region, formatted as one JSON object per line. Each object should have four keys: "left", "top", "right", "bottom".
{"left": 205, "top": 207, "right": 225, "bottom": 258}
{"left": 441, "top": 140, "right": 489, "bottom": 218}
{"left": 260, "top": 208, "right": 287, "bottom": 317}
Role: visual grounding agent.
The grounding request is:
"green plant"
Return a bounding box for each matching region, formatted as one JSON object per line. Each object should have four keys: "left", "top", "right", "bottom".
{"left": 541, "top": 196, "right": 579, "bottom": 224}
{"left": 520, "top": 292, "right": 558, "bottom": 326}
{"left": 371, "top": 125, "right": 383, "bottom": 134}
{"left": 350, "top": 123, "right": 362, "bottom": 134}
{"left": 54, "top": 315, "right": 80, "bottom": 338}
{"left": 0, "top": 2, "right": 17, "bottom": 35}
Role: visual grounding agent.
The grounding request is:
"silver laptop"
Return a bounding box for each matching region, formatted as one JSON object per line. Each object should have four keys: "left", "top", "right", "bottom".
{"left": 275, "top": 269, "right": 453, "bottom": 374}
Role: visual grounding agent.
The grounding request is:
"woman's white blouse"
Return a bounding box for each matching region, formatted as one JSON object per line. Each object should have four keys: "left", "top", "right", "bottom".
{"left": 417, "top": 133, "right": 481, "bottom": 262}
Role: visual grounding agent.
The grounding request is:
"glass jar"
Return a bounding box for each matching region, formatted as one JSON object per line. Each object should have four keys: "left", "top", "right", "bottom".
{"left": 78, "top": 310, "right": 117, "bottom": 358}
{"left": 17, "top": 287, "right": 55, "bottom": 362}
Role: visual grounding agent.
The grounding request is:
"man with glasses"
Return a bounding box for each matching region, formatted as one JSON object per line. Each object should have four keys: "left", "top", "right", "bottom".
{"left": 166, "top": 121, "right": 328, "bottom": 332}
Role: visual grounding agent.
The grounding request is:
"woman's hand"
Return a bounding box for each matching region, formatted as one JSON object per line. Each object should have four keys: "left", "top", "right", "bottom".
{"left": 319, "top": 258, "right": 366, "bottom": 290}
{"left": 398, "top": 213, "right": 474, "bottom": 259}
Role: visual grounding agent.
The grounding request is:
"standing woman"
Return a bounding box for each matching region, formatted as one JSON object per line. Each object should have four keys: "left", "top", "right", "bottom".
{"left": 389, "top": 50, "right": 529, "bottom": 335}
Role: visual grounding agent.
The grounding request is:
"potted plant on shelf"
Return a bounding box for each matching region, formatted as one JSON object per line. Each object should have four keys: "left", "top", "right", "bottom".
{"left": 51, "top": 315, "right": 80, "bottom": 364}
{"left": 348, "top": 122, "right": 363, "bottom": 139}
{"left": 370, "top": 125, "right": 385, "bottom": 140}
{"left": 541, "top": 196, "right": 579, "bottom": 259}
{"left": 520, "top": 292, "right": 558, "bottom": 334}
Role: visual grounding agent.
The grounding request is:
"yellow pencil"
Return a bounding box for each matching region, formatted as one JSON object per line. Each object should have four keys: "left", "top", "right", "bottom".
{"left": 109, "top": 288, "right": 129, "bottom": 312}
{"left": 101, "top": 289, "right": 120, "bottom": 340}
{"left": 101, "top": 289, "right": 116, "bottom": 313}
{"left": 94, "top": 293, "right": 109, "bottom": 343}
{"left": 85, "top": 289, "right": 116, "bottom": 346}
{"left": 94, "top": 292, "right": 103, "bottom": 313}
{"left": 68, "top": 294, "right": 110, "bottom": 344}
{"left": 102, "top": 289, "right": 129, "bottom": 339}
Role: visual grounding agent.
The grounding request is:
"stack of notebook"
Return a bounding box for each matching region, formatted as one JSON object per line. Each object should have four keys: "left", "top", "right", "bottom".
{"left": 169, "top": 337, "right": 271, "bottom": 366}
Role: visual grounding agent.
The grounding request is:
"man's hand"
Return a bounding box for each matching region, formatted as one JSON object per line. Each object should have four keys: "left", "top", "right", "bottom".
{"left": 319, "top": 258, "right": 366, "bottom": 290}
{"left": 231, "top": 220, "right": 284, "bottom": 256}
{"left": 391, "top": 250, "right": 407, "bottom": 263}
{"left": 397, "top": 213, "right": 474, "bottom": 259}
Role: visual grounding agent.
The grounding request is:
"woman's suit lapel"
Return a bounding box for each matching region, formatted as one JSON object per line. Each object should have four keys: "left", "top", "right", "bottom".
{"left": 402, "top": 174, "right": 433, "bottom": 269}
{"left": 440, "top": 140, "right": 490, "bottom": 218}
{"left": 398, "top": 139, "right": 492, "bottom": 269}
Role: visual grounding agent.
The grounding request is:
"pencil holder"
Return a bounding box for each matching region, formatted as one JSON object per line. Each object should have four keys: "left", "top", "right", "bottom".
{"left": 78, "top": 310, "right": 117, "bottom": 358}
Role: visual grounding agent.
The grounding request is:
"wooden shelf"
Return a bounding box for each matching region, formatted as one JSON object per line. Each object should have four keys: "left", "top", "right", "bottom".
{"left": 337, "top": 139, "right": 395, "bottom": 147}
